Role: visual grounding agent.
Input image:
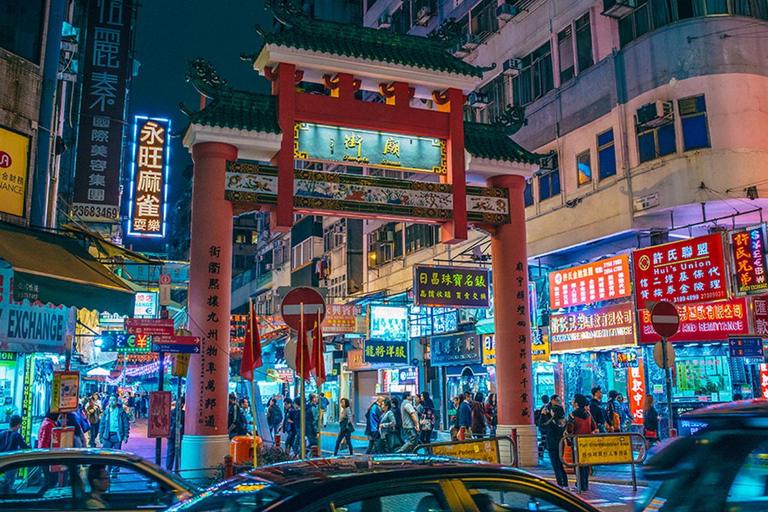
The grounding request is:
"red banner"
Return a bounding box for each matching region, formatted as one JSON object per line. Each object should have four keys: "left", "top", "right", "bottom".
{"left": 633, "top": 234, "right": 728, "bottom": 309}
{"left": 549, "top": 254, "right": 630, "bottom": 309}
{"left": 549, "top": 302, "right": 635, "bottom": 352}
{"left": 628, "top": 358, "right": 646, "bottom": 424}
{"left": 754, "top": 296, "right": 768, "bottom": 336}
{"left": 760, "top": 364, "right": 768, "bottom": 399}
{"left": 148, "top": 391, "right": 171, "bottom": 438}
{"left": 731, "top": 226, "right": 768, "bottom": 294}
{"left": 638, "top": 297, "right": 749, "bottom": 344}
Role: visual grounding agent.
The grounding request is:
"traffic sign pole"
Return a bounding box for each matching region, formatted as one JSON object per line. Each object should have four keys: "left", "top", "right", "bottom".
{"left": 650, "top": 301, "right": 680, "bottom": 439}
{"left": 661, "top": 337, "right": 676, "bottom": 437}
{"left": 300, "top": 303, "right": 306, "bottom": 460}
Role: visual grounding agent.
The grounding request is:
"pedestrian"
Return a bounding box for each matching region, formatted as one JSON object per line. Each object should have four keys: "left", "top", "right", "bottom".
{"left": 364, "top": 397, "right": 382, "bottom": 454}
{"left": 643, "top": 396, "right": 660, "bottom": 446}
{"left": 449, "top": 396, "right": 462, "bottom": 441}
{"left": 65, "top": 409, "right": 88, "bottom": 447}
{"left": 85, "top": 394, "right": 103, "bottom": 447}
{"left": 418, "top": 392, "right": 435, "bottom": 444}
{"left": 589, "top": 387, "right": 606, "bottom": 433}
{"left": 616, "top": 394, "right": 631, "bottom": 432}
{"left": 0, "top": 414, "right": 29, "bottom": 492}
{"left": 539, "top": 395, "right": 568, "bottom": 488}
{"left": 305, "top": 393, "right": 319, "bottom": 449}
{"left": 733, "top": 393, "right": 744, "bottom": 401}
{"left": 100, "top": 397, "right": 130, "bottom": 453}
{"left": 228, "top": 393, "right": 247, "bottom": 439}
{"left": 290, "top": 398, "right": 302, "bottom": 455}
{"left": 239, "top": 397, "right": 252, "bottom": 434}
{"left": 283, "top": 399, "right": 299, "bottom": 456}
{"left": 140, "top": 393, "right": 149, "bottom": 419}
{"left": 458, "top": 392, "right": 472, "bottom": 440}
{"left": 605, "top": 390, "right": 622, "bottom": 432}
{"left": 378, "top": 399, "right": 397, "bottom": 453}
{"left": 320, "top": 394, "right": 329, "bottom": 427}
{"left": 390, "top": 396, "right": 403, "bottom": 450}
{"left": 166, "top": 396, "right": 185, "bottom": 471}
{"left": 485, "top": 393, "right": 498, "bottom": 437}
{"left": 536, "top": 395, "right": 550, "bottom": 459}
{"left": 396, "top": 394, "right": 420, "bottom": 453}
{"left": 567, "top": 393, "right": 597, "bottom": 492}
{"left": 267, "top": 398, "right": 283, "bottom": 438}
{"left": 37, "top": 412, "right": 57, "bottom": 448}
{"left": 334, "top": 398, "right": 354, "bottom": 456}
{"left": 126, "top": 393, "right": 137, "bottom": 424}
{"left": 471, "top": 392, "right": 487, "bottom": 438}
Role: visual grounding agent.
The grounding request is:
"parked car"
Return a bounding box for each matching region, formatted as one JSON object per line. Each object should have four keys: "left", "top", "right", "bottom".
{"left": 638, "top": 399, "right": 768, "bottom": 512}
{"left": 0, "top": 448, "right": 198, "bottom": 511}
{"left": 167, "top": 455, "right": 601, "bottom": 512}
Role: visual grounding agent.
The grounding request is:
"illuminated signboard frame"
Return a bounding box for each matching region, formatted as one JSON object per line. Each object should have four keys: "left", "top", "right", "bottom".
{"left": 549, "top": 302, "right": 636, "bottom": 352}
{"left": 368, "top": 305, "right": 409, "bottom": 342}
{"left": 0, "top": 125, "right": 31, "bottom": 217}
{"left": 549, "top": 254, "right": 631, "bottom": 309}
{"left": 128, "top": 116, "right": 171, "bottom": 238}
{"left": 414, "top": 265, "right": 490, "bottom": 308}
{"left": 730, "top": 224, "right": 768, "bottom": 295}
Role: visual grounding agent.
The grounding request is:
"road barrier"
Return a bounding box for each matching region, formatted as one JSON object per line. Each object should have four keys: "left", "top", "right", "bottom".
{"left": 558, "top": 432, "right": 647, "bottom": 491}
{"left": 415, "top": 435, "right": 517, "bottom": 467}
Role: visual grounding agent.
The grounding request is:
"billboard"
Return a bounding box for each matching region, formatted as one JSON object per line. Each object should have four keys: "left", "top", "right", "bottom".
{"left": 549, "top": 255, "right": 631, "bottom": 309}
{"left": 128, "top": 117, "right": 170, "bottom": 237}
{"left": 71, "top": 0, "right": 134, "bottom": 221}
{"left": 730, "top": 225, "right": 768, "bottom": 295}
{"left": 0, "top": 126, "right": 30, "bottom": 217}
{"left": 638, "top": 297, "right": 749, "bottom": 344}
{"left": 368, "top": 305, "right": 408, "bottom": 342}
{"left": 414, "top": 265, "right": 490, "bottom": 308}
{"left": 549, "top": 302, "right": 635, "bottom": 352}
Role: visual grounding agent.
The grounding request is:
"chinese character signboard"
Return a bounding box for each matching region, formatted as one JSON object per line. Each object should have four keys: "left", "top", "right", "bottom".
{"left": 638, "top": 297, "right": 749, "bottom": 343}
{"left": 128, "top": 117, "right": 169, "bottom": 237}
{"left": 730, "top": 226, "right": 768, "bottom": 295}
{"left": 323, "top": 304, "right": 364, "bottom": 334}
{"left": 347, "top": 348, "right": 372, "bottom": 371}
{"left": 481, "top": 334, "right": 495, "bottom": 365}
{"left": 628, "top": 359, "right": 646, "bottom": 424}
{"left": 549, "top": 255, "right": 631, "bottom": 309}
{"left": 760, "top": 364, "right": 768, "bottom": 399}
{"left": 430, "top": 332, "right": 481, "bottom": 366}
{"left": 633, "top": 234, "right": 728, "bottom": 309}
{"left": 295, "top": 122, "right": 447, "bottom": 174}
{"left": 414, "top": 265, "right": 490, "bottom": 308}
{"left": 575, "top": 435, "right": 633, "bottom": 465}
{"left": 0, "top": 126, "right": 30, "bottom": 217}
{"left": 754, "top": 296, "right": 768, "bottom": 336}
{"left": 613, "top": 349, "right": 639, "bottom": 369}
{"left": 363, "top": 340, "right": 408, "bottom": 365}
{"left": 72, "top": 0, "right": 134, "bottom": 221}
{"left": 133, "top": 292, "right": 158, "bottom": 318}
{"left": 50, "top": 371, "right": 80, "bottom": 413}
{"left": 549, "top": 303, "right": 635, "bottom": 352}
{"left": 531, "top": 328, "right": 550, "bottom": 362}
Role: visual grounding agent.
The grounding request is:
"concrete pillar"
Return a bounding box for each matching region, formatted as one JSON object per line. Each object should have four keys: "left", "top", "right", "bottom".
{"left": 488, "top": 174, "right": 537, "bottom": 467}
{"left": 181, "top": 141, "right": 237, "bottom": 476}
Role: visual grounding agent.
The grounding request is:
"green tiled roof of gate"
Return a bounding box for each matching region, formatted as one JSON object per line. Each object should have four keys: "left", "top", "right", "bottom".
{"left": 187, "top": 90, "right": 281, "bottom": 134}
{"left": 464, "top": 122, "right": 541, "bottom": 165}
{"left": 258, "top": 18, "right": 484, "bottom": 78}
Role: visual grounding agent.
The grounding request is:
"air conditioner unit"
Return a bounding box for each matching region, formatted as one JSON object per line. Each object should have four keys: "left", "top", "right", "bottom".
{"left": 502, "top": 58, "right": 524, "bottom": 75}
{"left": 378, "top": 13, "right": 393, "bottom": 29}
{"left": 601, "top": 0, "right": 638, "bottom": 19}
{"left": 467, "top": 92, "right": 489, "bottom": 109}
{"left": 538, "top": 152, "right": 558, "bottom": 171}
{"left": 497, "top": 3, "right": 519, "bottom": 22}
{"left": 416, "top": 6, "right": 433, "bottom": 26}
{"left": 636, "top": 101, "right": 673, "bottom": 127}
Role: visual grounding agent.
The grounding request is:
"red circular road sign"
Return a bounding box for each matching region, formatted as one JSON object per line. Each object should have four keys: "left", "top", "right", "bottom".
{"left": 651, "top": 301, "right": 680, "bottom": 338}
{"left": 280, "top": 287, "right": 326, "bottom": 331}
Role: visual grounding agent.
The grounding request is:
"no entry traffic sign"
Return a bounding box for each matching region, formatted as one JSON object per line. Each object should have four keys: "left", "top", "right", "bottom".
{"left": 281, "top": 287, "right": 326, "bottom": 331}
{"left": 650, "top": 301, "right": 680, "bottom": 338}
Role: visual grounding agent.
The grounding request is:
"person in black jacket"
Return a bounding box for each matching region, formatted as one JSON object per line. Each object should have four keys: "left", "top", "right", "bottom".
{"left": 539, "top": 396, "right": 568, "bottom": 488}
{"left": 589, "top": 387, "right": 606, "bottom": 433}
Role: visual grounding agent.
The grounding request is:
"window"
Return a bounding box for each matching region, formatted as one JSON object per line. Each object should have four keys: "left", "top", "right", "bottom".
{"left": 524, "top": 179, "right": 534, "bottom": 207}
{"left": 405, "top": 223, "right": 439, "bottom": 254}
{"left": 335, "top": 489, "right": 450, "bottom": 512}
{"left": 557, "top": 26, "right": 574, "bottom": 83}
{"left": 470, "top": 0, "right": 499, "bottom": 39}
{"left": 576, "top": 150, "right": 592, "bottom": 186}
{"left": 575, "top": 12, "right": 593, "bottom": 73}
{"left": 478, "top": 74, "right": 508, "bottom": 123}
{"left": 618, "top": 0, "right": 651, "bottom": 47}
{"left": 462, "top": 482, "right": 570, "bottom": 512}
{"left": 538, "top": 169, "right": 561, "bottom": 201}
{"left": 512, "top": 42, "right": 554, "bottom": 106}
{"left": 323, "top": 220, "right": 346, "bottom": 252}
{"left": 292, "top": 238, "right": 313, "bottom": 269}
{"left": 679, "top": 95, "right": 710, "bottom": 151}
{"left": 638, "top": 122, "right": 676, "bottom": 163}
{"left": 0, "top": 0, "right": 46, "bottom": 64}
{"left": 0, "top": 462, "right": 75, "bottom": 510}
{"left": 597, "top": 129, "right": 617, "bottom": 180}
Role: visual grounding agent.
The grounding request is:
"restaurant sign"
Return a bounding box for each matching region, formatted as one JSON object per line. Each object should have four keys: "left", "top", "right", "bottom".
{"left": 549, "top": 302, "right": 635, "bottom": 352}
{"left": 633, "top": 234, "right": 728, "bottom": 309}
{"left": 638, "top": 297, "right": 749, "bottom": 344}
{"left": 549, "top": 255, "right": 631, "bottom": 309}
{"left": 294, "top": 122, "right": 447, "bottom": 174}
{"left": 430, "top": 332, "right": 481, "bottom": 366}
{"left": 414, "top": 265, "right": 490, "bottom": 308}
{"left": 730, "top": 225, "right": 768, "bottom": 295}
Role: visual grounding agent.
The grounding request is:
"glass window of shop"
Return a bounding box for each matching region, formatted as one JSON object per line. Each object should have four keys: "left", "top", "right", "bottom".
{"left": 0, "top": 353, "right": 23, "bottom": 429}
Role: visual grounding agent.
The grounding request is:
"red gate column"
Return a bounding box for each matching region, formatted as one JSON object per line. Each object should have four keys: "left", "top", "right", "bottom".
{"left": 488, "top": 174, "right": 537, "bottom": 467}
{"left": 181, "top": 141, "right": 237, "bottom": 474}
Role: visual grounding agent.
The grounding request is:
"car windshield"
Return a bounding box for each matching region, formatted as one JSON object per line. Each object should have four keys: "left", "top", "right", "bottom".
{"left": 637, "top": 429, "right": 768, "bottom": 512}
{"left": 166, "top": 474, "right": 294, "bottom": 512}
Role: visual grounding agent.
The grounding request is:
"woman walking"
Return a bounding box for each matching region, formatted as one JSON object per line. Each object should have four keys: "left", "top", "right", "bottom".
{"left": 643, "top": 396, "right": 660, "bottom": 446}
{"left": 378, "top": 399, "right": 397, "bottom": 453}
{"left": 567, "top": 394, "right": 597, "bottom": 493}
{"left": 334, "top": 398, "right": 354, "bottom": 456}
{"left": 266, "top": 397, "right": 283, "bottom": 438}
{"left": 485, "top": 393, "right": 498, "bottom": 437}
{"left": 418, "top": 392, "right": 435, "bottom": 444}
{"left": 471, "top": 392, "right": 487, "bottom": 438}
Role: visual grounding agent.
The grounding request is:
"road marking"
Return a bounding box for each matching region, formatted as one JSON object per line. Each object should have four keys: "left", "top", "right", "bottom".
{"left": 619, "top": 496, "right": 642, "bottom": 501}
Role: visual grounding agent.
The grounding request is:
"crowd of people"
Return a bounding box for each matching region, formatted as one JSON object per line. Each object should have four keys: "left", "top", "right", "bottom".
{"left": 360, "top": 391, "right": 443, "bottom": 455}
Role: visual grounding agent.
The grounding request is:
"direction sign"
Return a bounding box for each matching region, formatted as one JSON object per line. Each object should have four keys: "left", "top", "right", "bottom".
{"left": 125, "top": 318, "right": 174, "bottom": 337}
{"left": 280, "top": 287, "right": 326, "bottom": 331}
{"left": 728, "top": 336, "right": 765, "bottom": 358}
{"left": 152, "top": 342, "right": 200, "bottom": 354}
{"left": 650, "top": 301, "right": 680, "bottom": 338}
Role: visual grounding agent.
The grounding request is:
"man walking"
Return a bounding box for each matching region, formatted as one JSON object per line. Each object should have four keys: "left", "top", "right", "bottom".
{"left": 589, "top": 387, "right": 606, "bottom": 433}
{"left": 605, "top": 390, "right": 622, "bottom": 432}
{"left": 396, "top": 394, "right": 420, "bottom": 453}
{"left": 99, "top": 397, "right": 130, "bottom": 452}
{"left": 539, "top": 395, "right": 568, "bottom": 488}
{"left": 85, "top": 394, "right": 102, "bottom": 447}
{"left": 457, "top": 392, "right": 472, "bottom": 440}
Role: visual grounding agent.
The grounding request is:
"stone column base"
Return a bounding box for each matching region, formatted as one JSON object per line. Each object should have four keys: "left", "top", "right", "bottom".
{"left": 497, "top": 424, "right": 538, "bottom": 467}
{"left": 180, "top": 434, "right": 230, "bottom": 482}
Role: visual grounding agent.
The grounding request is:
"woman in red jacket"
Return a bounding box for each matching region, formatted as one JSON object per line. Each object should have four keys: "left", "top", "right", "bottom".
{"left": 37, "top": 412, "right": 58, "bottom": 448}
{"left": 567, "top": 394, "right": 597, "bottom": 493}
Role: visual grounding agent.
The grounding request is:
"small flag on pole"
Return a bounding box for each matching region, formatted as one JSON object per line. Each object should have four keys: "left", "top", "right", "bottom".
{"left": 240, "top": 299, "right": 263, "bottom": 381}
{"left": 313, "top": 310, "right": 326, "bottom": 385}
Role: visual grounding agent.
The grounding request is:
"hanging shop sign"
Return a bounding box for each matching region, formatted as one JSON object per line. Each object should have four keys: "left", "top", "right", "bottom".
{"left": 549, "top": 302, "right": 635, "bottom": 352}
{"left": 730, "top": 225, "right": 768, "bottom": 295}
{"left": 638, "top": 297, "right": 749, "bottom": 344}
{"left": 128, "top": 117, "right": 170, "bottom": 237}
{"left": 124, "top": 318, "right": 173, "bottom": 337}
{"left": 323, "top": 304, "right": 365, "bottom": 334}
{"left": 628, "top": 358, "right": 646, "bottom": 424}
{"left": 754, "top": 295, "right": 768, "bottom": 336}
{"left": 71, "top": 0, "right": 134, "bottom": 221}
{"left": 430, "top": 331, "right": 481, "bottom": 366}
{"left": 0, "top": 126, "right": 30, "bottom": 217}
{"left": 760, "top": 364, "right": 768, "bottom": 399}
{"left": 133, "top": 292, "right": 158, "bottom": 318}
{"left": 398, "top": 366, "right": 418, "bottom": 384}
{"left": 294, "top": 122, "right": 447, "bottom": 174}
{"left": 727, "top": 336, "right": 765, "bottom": 359}
{"left": 414, "top": 265, "right": 490, "bottom": 308}
{"left": 529, "top": 282, "right": 538, "bottom": 328}
{"left": 481, "top": 333, "right": 495, "bottom": 365}
{"left": 368, "top": 305, "right": 409, "bottom": 342}
{"left": 531, "top": 327, "right": 550, "bottom": 363}
{"left": 633, "top": 233, "right": 728, "bottom": 309}
{"left": 347, "top": 348, "right": 372, "bottom": 371}
{"left": 148, "top": 390, "right": 171, "bottom": 438}
{"left": 613, "top": 349, "right": 639, "bottom": 369}
{"left": 20, "top": 354, "right": 33, "bottom": 445}
{"left": 549, "top": 254, "right": 631, "bottom": 309}
{"left": 105, "top": 331, "right": 151, "bottom": 354}
{"left": 363, "top": 339, "right": 408, "bottom": 365}
{"left": 50, "top": 371, "right": 80, "bottom": 413}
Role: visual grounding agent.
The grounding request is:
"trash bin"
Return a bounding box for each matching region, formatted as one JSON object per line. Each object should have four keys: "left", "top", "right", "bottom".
{"left": 230, "top": 435, "right": 263, "bottom": 464}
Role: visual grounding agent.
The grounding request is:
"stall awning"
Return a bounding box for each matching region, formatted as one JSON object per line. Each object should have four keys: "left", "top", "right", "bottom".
{"left": 0, "top": 223, "right": 135, "bottom": 316}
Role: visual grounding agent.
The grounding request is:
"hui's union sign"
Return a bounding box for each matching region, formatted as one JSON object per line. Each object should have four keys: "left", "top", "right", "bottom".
{"left": 294, "top": 122, "right": 447, "bottom": 174}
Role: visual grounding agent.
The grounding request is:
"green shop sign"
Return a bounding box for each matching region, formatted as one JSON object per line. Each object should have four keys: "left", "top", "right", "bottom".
{"left": 294, "top": 122, "right": 447, "bottom": 174}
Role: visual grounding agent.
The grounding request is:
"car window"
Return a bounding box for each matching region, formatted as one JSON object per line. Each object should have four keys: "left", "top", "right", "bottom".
{"left": 78, "top": 462, "right": 175, "bottom": 510}
{"left": 164, "top": 476, "right": 293, "bottom": 512}
{"left": 727, "top": 439, "right": 768, "bottom": 506}
{"left": 0, "top": 462, "right": 76, "bottom": 510}
{"left": 462, "top": 481, "right": 574, "bottom": 512}
{"left": 335, "top": 490, "right": 450, "bottom": 512}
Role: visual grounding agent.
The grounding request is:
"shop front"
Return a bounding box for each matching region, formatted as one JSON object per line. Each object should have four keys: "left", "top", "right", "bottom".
{"left": 429, "top": 331, "right": 485, "bottom": 428}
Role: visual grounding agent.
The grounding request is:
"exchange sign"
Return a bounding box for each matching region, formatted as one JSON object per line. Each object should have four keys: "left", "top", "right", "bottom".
{"left": 730, "top": 225, "right": 768, "bottom": 295}
{"left": 128, "top": 117, "right": 170, "bottom": 237}
{"left": 549, "top": 255, "right": 631, "bottom": 309}
{"left": 633, "top": 234, "right": 728, "bottom": 309}
{"left": 294, "top": 122, "right": 447, "bottom": 174}
{"left": 414, "top": 265, "right": 490, "bottom": 308}
{"left": 638, "top": 297, "right": 749, "bottom": 344}
{"left": 0, "top": 126, "right": 30, "bottom": 217}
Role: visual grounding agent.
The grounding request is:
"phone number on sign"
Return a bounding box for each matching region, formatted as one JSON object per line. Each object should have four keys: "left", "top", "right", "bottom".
{"left": 71, "top": 204, "right": 119, "bottom": 220}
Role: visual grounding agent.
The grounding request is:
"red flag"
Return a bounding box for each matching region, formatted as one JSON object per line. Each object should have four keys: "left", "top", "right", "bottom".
{"left": 313, "top": 310, "right": 326, "bottom": 385}
{"left": 240, "top": 300, "right": 263, "bottom": 381}
{"left": 295, "top": 307, "right": 314, "bottom": 381}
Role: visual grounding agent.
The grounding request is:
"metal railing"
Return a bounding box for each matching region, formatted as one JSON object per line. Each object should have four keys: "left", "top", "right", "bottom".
{"left": 558, "top": 432, "right": 647, "bottom": 491}
{"left": 415, "top": 435, "right": 517, "bottom": 467}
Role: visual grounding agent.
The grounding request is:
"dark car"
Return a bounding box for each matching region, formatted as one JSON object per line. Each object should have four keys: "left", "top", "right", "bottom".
{"left": 637, "top": 399, "right": 768, "bottom": 512}
{"left": 167, "top": 455, "right": 601, "bottom": 512}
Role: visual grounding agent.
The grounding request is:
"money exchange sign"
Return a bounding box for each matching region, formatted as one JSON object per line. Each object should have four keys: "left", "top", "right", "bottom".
{"left": 414, "top": 265, "right": 490, "bottom": 308}
{"left": 730, "top": 226, "right": 768, "bottom": 294}
{"left": 549, "top": 303, "right": 635, "bottom": 352}
{"left": 129, "top": 117, "right": 169, "bottom": 237}
{"left": 549, "top": 255, "right": 631, "bottom": 309}
{"left": 0, "top": 126, "right": 30, "bottom": 217}
{"left": 638, "top": 297, "right": 749, "bottom": 343}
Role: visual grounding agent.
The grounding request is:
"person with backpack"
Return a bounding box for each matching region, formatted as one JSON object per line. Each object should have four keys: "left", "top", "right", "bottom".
{"left": 471, "top": 392, "right": 487, "bottom": 438}
{"left": 567, "top": 393, "right": 598, "bottom": 492}
{"left": 539, "top": 395, "right": 568, "bottom": 488}
{"left": 267, "top": 397, "right": 283, "bottom": 438}
{"left": 605, "top": 390, "right": 622, "bottom": 432}
{"left": 228, "top": 393, "right": 247, "bottom": 439}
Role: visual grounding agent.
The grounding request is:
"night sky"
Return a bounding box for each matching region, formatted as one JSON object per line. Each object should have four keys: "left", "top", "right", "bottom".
{"left": 125, "top": 0, "right": 271, "bottom": 252}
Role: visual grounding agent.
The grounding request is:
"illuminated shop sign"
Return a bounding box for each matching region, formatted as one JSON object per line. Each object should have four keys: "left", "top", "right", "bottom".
{"left": 430, "top": 332, "right": 481, "bottom": 366}
{"left": 294, "top": 122, "right": 447, "bottom": 174}
{"left": 549, "top": 302, "right": 635, "bottom": 352}
{"left": 363, "top": 339, "right": 408, "bottom": 365}
{"left": 414, "top": 265, "right": 490, "bottom": 308}
{"left": 549, "top": 254, "right": 631, "bottom": 309}
{"left": 368, "top": 305, "right": 409, "bottom": 342}
{"left": 638, "top": 297, "right": 749, "bottom": 344}
{"left": 730, "top": 225, "right": 768, "bottom": 295}
{"left": 128, "top": 117, "right": 170, "bottom": 237}
{"left": 323, "top": 304, "right": 364, "bottom": 334}
{"left": 0, "top": 126, "right": 30, "bottom": 217}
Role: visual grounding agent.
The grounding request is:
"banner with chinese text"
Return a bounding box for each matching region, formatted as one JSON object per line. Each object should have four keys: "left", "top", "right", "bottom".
{"left": 754, "top": 295, "right": 768, "bottom": 336}
{"left": 730, "top": 225, "right": 768, "bottom": 295}
{"left": 638, "top": 297, "right": 749, "bottom": 343}
{"left": 549, "top": 255, "right": 631, "bottom": 309}
{"left": 628, "top": 358, "right": 646, "bottom": 424}
{"left": 322, "top": 304, "right": 364, "bottom": 334}
{"left": 430, "top": 331, "right": 481, "bottom": 366}
{"left": 128, "top": 117, "right": 169, "bottom": 237}
{"left": 363, "top": 340, "right": 408, "bottom": 365}
{"left": 549, "top": 303, "right": 635, "bottom": 352}
{"left": 414, "top": 265, "right": 490, "bottom": 308}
